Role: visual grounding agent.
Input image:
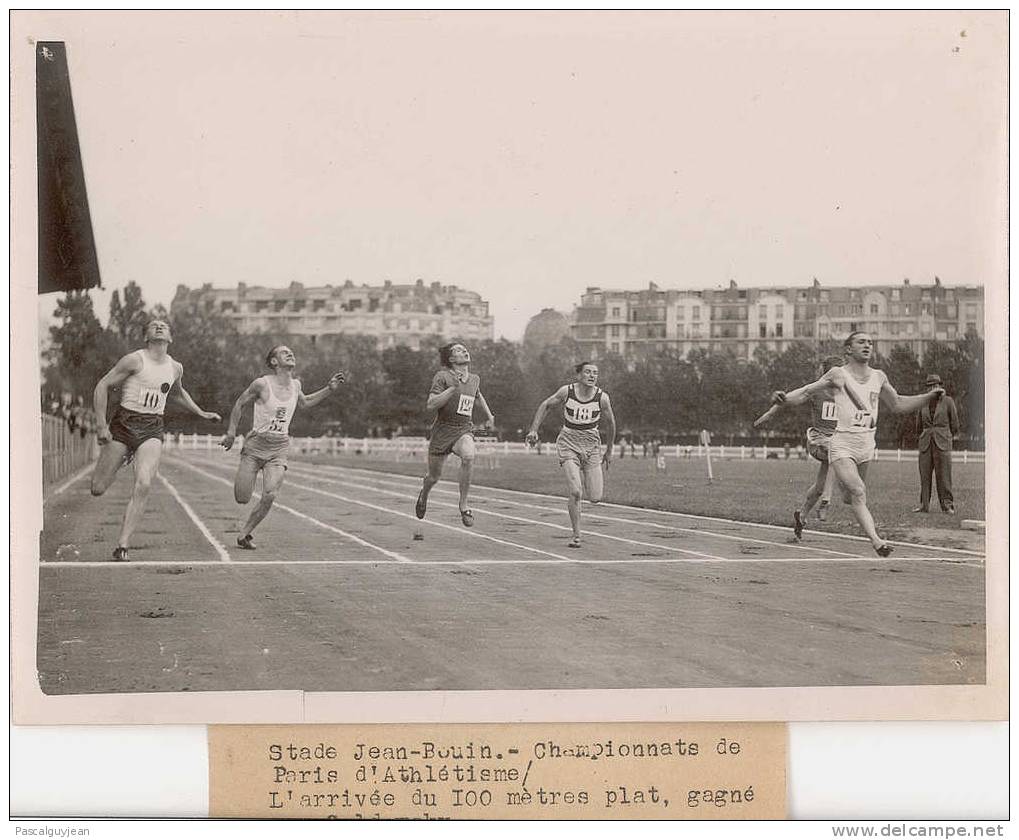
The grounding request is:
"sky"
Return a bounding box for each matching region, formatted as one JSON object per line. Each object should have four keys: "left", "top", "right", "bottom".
{"left": 18, "top": 11, "right": 1007, "bottom": 340}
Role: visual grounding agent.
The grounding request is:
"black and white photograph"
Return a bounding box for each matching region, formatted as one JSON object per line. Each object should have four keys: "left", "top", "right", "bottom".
{"left": 12, "top": 11, "right": 1007, "bottom": 726}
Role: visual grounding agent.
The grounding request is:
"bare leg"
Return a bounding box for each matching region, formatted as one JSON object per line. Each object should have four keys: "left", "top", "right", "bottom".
{"left": 831, "top": 457, "right": 884, "bottom": 550}
{"left": 420, "top": 454, "right": 447, "bottom": 501}
{"left": 451, "top": 434, "right": 476, "bottom": 512}
{"left": 821, "top": 464, "right": 836, "bottom": 504}
{"left": 90, "top": 440, "right": 129, "bottom": 496}
{"left": 116, "top": 438, "right": 163, "bottom": 549}
{"left": 583, "top": 463, "right": 604, "bottom": 504}
{"left": 241, "top": 464, "right": 287, "bottom": 538}
{"left": 562, "top": 460, "right": 585, "bottom": 540}
{"left": 801, "top": 462, "right": 829, "bottom": 518}
{"left": 233, "top": 455, "right": 260, "bottom": 505}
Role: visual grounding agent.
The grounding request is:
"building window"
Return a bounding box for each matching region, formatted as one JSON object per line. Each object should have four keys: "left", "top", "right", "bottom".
{"left": 759, "top": 323, "right": 767, "bottom": 338}
{"left": 676, "top": 308, "right": 684, "bottom": 320}
{"left": 611, "top": 307, "right": 620, "bottom": 318}
{"left": 775, "top": 323, "right": 783, "bottom": 338}
{"left": 891, "top": 289, "right": 900, "bottom": 300}
{"left": 870, "top": 304, "right": 879, "bottom": 315}
{"left": 692, "top": 306, "right": 700, "bottom": 321}
{"left": 610, "top": 325, "right": 619, "bottom": 337}
{"left": 775, "top": 305, "right": 784, "bottom": 319}
{"left": 965, "top": 322, "right": 977, "bottom": 334}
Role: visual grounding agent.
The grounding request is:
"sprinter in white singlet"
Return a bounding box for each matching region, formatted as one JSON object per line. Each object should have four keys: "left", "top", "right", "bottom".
{"left": 769, "top": 332, "right": 944, "bottom": 557}
{"left": 91, "top": 320, "right": 222, "bottom": 562}
{"left": 525, "top": 361, "right": 617, "bottom": 548}
{"left": 221, "top": 345, "right": 345, "bottom": 550}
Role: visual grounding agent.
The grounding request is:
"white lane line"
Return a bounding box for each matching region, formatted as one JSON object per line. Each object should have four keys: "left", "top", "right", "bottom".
{"left": 38, "top": 554, "right": 984, "bottom": 569}
{"left": 305, "top": 460, "right": 986, "bottom": 558}
{"left": 290, "top": 465, "right": 860, "bottom": 559}
{"left": 158, "top": 474, "right": 232, "bottom": 563}
{"left": 44, "top": 463, "right": 95, "bottom": 504}
{"left": 187, "top": 458, "right": 578, "bottom": 564}
{"left": 285, "top": 465, "right": 729, "bottom": 561}
{"left": 167, "top": 459, "right": 411, "bottom": 563}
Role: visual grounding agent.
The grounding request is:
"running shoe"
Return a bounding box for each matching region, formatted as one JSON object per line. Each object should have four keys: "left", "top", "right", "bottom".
{"left": 817, "top": 500, "right": 830, "bottom": 521}
{"left": 237, "top": 535, "right": 257, "bottom": 550}
{"left": 460, "top": 509, "right": 474, "bottom": 528}
{"left": 415, "top": 490, "right": 427, "bottom": 520}
{"left": 111, "top": 546, "right": 129, "bottom": 562}
{"left": 875, "top": 543, "right": 894, "bottom": 558}
{"left": 567, "top": 536, "right": 581, "bottom": 549}
{"left": 793, "top": 510, "right": 804, "bottom": 541}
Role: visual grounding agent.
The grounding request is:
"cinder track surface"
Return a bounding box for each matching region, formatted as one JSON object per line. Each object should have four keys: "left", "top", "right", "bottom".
{"left": 37, "top": 450, "right": 986, "bottom": 694}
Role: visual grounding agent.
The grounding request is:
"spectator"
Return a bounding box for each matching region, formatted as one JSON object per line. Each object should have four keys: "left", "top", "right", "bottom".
{"left": 914, "top": 374, "right": 959, "bottom": 514}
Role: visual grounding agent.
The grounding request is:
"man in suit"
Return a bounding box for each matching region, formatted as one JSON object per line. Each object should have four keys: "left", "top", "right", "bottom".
{"left": 915, "top": 373, "right": 959, "bottom": 514}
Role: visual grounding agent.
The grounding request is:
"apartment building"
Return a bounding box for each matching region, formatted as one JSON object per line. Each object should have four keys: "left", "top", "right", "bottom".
{"left": 171, "top": 279, "right": 494, "bottom": 349}
{"left": 572, "top": 278, "right": 983, "bottom": 361}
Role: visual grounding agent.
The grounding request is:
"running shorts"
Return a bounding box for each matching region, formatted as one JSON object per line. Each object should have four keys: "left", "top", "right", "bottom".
{"left": 556, "top": 428, "right": 603, "bottom": 469}
{"left": 429, "top": 423, "right": 473, "bottom": 457}
{"left": 240, "top": 432, "right": 290, "bottom": 470}
{"left": 828, "top": 430, "right": 876, "bottom": 465}
{"left": 805, "top": 427, "right": 833, "bottom": 463}
{"left": 109, "top": 407, "right": 165, "bottom": 453}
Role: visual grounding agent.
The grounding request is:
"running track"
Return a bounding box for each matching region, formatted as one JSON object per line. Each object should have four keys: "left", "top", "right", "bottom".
{"left": 36, "top": 450, "right": 986, "bottom": 694}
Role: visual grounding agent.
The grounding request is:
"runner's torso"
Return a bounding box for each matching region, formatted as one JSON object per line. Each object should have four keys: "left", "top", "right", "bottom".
{"left": 120, "top": 350, "right": 177, "bottom": 415}
{"left": 833, "top": 367, "right": 884, "bottom": 434}
{"left": 251, "top": 376, "right": 300, "bottom": 441}
{"left": 809, "top": 393, "right": 838, "bottom": 434}
{"left": 432, "top": 369, "right": 480, "bottom": 427}
{"left": 563, "top": 385, "right": 603, "bottom": 432}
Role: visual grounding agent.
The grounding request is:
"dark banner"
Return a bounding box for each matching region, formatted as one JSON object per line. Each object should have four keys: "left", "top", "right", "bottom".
{"left": 37, "top": 41, "right": 101, "bottom": 294}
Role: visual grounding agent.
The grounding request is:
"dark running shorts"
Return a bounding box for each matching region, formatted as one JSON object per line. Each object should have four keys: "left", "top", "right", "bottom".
{"left": 429, "top": 423, "right": 473, "bottom": 457}
{"left": 110, "top": 407, "right": 165, "bottom": 453}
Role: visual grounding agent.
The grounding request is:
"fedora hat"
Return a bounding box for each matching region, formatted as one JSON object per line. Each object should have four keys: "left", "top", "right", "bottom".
{"left": 925, "top": 374, "right": 943, "bottom": 386}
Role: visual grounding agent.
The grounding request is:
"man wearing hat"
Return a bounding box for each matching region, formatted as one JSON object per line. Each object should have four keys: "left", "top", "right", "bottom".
{"left": 915, "top": 373, "right": 959, "bottom": 514}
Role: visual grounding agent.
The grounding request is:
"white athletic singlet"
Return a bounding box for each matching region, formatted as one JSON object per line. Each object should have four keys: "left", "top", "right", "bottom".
{"left": 120, "top": 350, "right": 177, "bottom": 415}
{"left": 252, "top": 377, "right": 299, "bottom": 441}
{"left": 834, "top": 368, "right": 885, "bottom": 434}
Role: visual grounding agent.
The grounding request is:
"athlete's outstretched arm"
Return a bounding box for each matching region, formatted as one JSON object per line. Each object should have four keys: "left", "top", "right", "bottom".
{"left": 475, "top": 391, "right": 495, "bottom": 430}
{"left": 525, "top": 387, "right": 569, "bottom": 444}
{"left": 221, "top": 379, "right": 266, "bottom": 450}
{"left": 774, "top": 369, "right": 840, "bottom": 407}
{"left": 880, "top": 376, "right": 944, "bottom": 414}
{"left": 600, "top": 394, "right": 617, "bottom": 467}
{"left": 299, "top": 372, "right": 346, "bottom": 409}
{"left": 92, "top": 353, "right": 143, "bottom": 442}
{"left": 170, "top": 364, "right": 222, "bottom": 422}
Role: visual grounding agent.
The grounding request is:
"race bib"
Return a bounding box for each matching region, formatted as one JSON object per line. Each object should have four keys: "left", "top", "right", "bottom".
{"left": 852, "top": 410, "right": 874, "bottom": 428}
{"left": 456, "top": 394, "right": 475, "bottom": 417}
{"left": 267, "top": 407, "right": 289, "bottom": 433}
{"left": 573, "top": 404, "right": 595, "bottom": 423}
{"left": 138, "top": 386, "right": 164, "bottom": 411}
{"left": 820, "top": 401, "right": 837, "bottom": 421}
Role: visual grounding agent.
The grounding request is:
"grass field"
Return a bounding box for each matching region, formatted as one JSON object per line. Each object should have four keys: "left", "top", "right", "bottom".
{"left": 296, "top": 450, "right": 986, "bottom": 552}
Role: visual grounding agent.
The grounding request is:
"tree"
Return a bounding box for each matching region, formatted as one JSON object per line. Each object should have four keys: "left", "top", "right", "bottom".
{"left": 45, "top": 291, "right": 120, "bottom": 400}
{"left": 108, "top": 281, "right": 150, "bottom": 345}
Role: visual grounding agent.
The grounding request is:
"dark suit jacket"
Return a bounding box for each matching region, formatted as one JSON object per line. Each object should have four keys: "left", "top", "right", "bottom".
{"left": 918, "top": 395, "right": 959, "bottom": 452}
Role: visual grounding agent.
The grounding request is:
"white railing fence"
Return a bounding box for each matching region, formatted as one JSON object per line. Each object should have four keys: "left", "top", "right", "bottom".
{"left": 41, "top": 414, "right": 99, "bottom": 485}
{"left": 165, "top": 434, "right": 986, "bottom": 464}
